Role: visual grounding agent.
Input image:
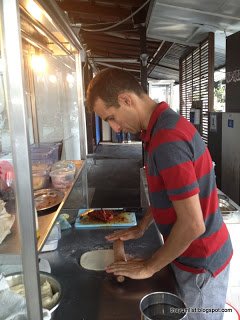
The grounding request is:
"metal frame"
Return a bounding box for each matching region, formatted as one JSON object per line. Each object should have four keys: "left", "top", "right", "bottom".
{"left": 22, "top": 51, "right": 40, "bottom": 144}
{"left": 76, "top": 52, "right": 87, "bottom": 159}
{"left": 36, "top": 0, "right": 83, "bottom": 52}
{"left": 1, "top": 0, "right": 42, "bottom": 319}
{"left": 20, "top": 5, "right": 72, "bottom": 56}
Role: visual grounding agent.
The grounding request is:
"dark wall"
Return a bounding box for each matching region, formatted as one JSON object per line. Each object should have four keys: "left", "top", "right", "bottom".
{"left": 208, "top": 112, "right": 223, "bottom": 189}
{"left": 226, "top": 31, "right": 240, "bottom": 112}
{"left": 84, "top": 62, "right": 96, "bottom": 153}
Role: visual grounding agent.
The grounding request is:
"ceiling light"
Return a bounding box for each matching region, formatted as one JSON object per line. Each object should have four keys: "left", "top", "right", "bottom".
{"left": 31, "top": 55, "right": 47, "bottom": 73}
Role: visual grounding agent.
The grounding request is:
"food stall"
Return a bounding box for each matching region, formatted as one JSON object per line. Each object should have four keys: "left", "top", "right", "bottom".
{"left": 0, "top": 1, "right": 178, "bottom": 319}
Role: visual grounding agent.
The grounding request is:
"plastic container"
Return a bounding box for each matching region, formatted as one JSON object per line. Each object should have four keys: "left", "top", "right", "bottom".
{"left": 32, "top": 163, "right": 50, "bottom": 191}
{"left": 30, "top": 142, "right": 63, "bottom": 163}
{"left": 51, "top": 160, "right": 75, "bottom": 173}
{"left": 32, "top": 163, "right": 51, "bottom": 172}
{"left": 50, "top": 168, "right": 75, "bottom": 189}
{"left": 42, "top": 222, "right": 61, "bottom": 252}
{"left": 31, "top": 147, "right": 59, "bottom": 165}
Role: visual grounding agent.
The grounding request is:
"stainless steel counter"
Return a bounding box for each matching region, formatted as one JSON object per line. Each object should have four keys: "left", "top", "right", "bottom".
{"left": 40, "top": 214, "right": 176, "bottom": 320}
{"left": 218, "top": 189, "right": 240, "bottom": 224}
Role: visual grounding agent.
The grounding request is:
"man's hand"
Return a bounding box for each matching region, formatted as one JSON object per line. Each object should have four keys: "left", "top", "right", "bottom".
{"left": 106, "top": 258, "right": 154, "bottom": 280}
{"left": 105, "top": 226, "right": 144, "bottom": 242}
{"left": 106, "top": 207, "right": 154, "bottom": 242}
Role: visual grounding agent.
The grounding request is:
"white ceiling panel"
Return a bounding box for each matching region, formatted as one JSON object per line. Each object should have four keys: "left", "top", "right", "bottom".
{"left": 147, "top": 0, "right": 240, "bottom": 80}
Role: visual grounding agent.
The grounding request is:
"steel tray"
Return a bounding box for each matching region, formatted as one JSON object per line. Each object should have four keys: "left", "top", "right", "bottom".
{"left": 34, "top": 188, "right": 64, "bottom": 212}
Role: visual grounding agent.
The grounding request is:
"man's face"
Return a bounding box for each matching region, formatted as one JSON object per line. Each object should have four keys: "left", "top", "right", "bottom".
{"left": 93, "top": 97, "right": 141, "bottom": 134}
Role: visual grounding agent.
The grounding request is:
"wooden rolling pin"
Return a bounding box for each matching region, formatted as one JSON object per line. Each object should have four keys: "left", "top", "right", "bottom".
{"left": 113, "top": 239, "right": 126, "bottom": 283}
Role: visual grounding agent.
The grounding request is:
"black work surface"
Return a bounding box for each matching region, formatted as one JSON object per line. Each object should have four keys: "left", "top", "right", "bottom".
{"left": 40, "top": 219, "right": 176, "bottom": 320}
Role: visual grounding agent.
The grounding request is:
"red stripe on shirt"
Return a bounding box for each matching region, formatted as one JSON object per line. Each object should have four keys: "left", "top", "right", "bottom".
{"left": 161, "top": 160, "right": 197, "bottom": 190}
{"left": 149, "top": 129, "right": 183, "bottom": 154}
{"left": 200, "top": 190, "right": 219, "bottom": 219}
{"left": 142, "top": 102, "right": 169, "bottom": 143}
{"left": 173, "top": 260, "right": 205, "bottom": 274}
{"left": 175, "top": 116, "right": 197, "bottom": 139}
{"left": 152, "top": 207, "right": 176, "bottom": 224}
{"left": 181, "top": 223, "right": 229, "bottom": 258}
{"left": 148, "top": 117, "right": 196, "bottom": 154}
{"left": 194, "top": 149, "right": 213, "bottom": 180}
{"left": 147, "top": 174, "right": 164, "bottom": 192}
{"left": 173, "top": 250, "right": 233, "bottom": 276}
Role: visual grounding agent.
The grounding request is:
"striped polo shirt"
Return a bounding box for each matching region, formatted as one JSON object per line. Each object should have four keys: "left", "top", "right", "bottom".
{"left": 142, "top": 102, "right": 232, "bottom": 276}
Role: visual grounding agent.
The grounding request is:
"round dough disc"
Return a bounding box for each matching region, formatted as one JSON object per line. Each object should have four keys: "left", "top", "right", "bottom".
{"left": 80, "top": 249, "right": 114, "bottom": 271}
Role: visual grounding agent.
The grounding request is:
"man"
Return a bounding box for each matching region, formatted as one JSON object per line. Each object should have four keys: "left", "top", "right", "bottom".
{"left": 86, "top": 68, "right": 232, "bottom": 320}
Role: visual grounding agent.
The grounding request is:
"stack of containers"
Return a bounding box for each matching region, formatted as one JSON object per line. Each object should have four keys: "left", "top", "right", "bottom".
{"left": 31, "top": 142, "right": 63, "bottom": 191}
{"left": 30, "top": 142, "right": 62, "bottom": 165}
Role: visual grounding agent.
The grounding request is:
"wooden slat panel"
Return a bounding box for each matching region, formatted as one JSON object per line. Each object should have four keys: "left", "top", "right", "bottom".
{"left": 180, "top": 33, "right": 215, "bottom": 143}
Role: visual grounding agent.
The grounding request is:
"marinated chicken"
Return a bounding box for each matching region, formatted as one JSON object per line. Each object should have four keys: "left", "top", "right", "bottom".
{"left": 88, "top": 209, "right": 114, "bottom": 222}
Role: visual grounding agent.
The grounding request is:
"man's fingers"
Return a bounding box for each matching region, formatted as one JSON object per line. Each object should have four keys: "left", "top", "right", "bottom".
{"left": 105, "top": 260, "right": 148, "bottom": 280}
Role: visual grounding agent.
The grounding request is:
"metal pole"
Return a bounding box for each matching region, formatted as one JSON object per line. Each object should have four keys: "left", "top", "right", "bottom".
{"left": 139, "top": 24, "right": 147, "bottom": 166}
{"left": 1, "top": 0, "right": 42, "bottom": 318}
{"left": 76, "top": 52, "right": 88, "bottom": 159}
{"left": 139, "top": 24, "right": 148, "bottom": 93}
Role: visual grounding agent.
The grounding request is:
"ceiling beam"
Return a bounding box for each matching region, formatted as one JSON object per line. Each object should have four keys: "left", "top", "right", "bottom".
{"left": 80, "top": 23, "right": 136, "bottom": 32}
{"left": 149, "top": 61, "right": 179, "bottom": 72}
{"left": 93, "top": 0, "right": 145, "bottom": 6}
{"left": 104, "top": 31, "right": 140, "bottom": 40}
{"left": 82, "top": 32, "right": 142, "bottom": 46}
{"left": 82, "top": 37, "right": 157, "bottom": 57}
{"left": 90, "top": 47, "right": 138, "bottom": 58}
{"left": 145, "top": 0, "right": 157, "bottom": 28}
{"left": 147, "top": 41, "right": 173, "bottom": 75}
{"left": 83, "top": 38, "right": 141, "bottom": 52}
{"left": 93, "top": 58, "right": 139, "bottom": 63}
{"left": 57, "top": 1, "right": 131, "bottom": 20}
{"left": 95, "top": 61, "right": 140, "bottom": 73}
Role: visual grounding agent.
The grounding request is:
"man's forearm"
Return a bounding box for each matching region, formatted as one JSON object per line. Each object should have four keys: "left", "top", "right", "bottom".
{"left": 145, "top": 194, "right": 206, "bottom": 275}
{"left": 145, "top": 221, "right": 194, "bottom": 275}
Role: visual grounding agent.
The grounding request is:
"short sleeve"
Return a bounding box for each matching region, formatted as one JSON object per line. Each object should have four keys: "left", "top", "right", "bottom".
{"left": 154, "top": 139, "right": 200, "bottom": 201}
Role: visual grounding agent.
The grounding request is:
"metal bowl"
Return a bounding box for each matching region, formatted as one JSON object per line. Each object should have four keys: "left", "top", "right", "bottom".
{"left": 218, "top": 194, "right": 229, "bottom": 202}
{"left": 5, "top": 271, "right": 62, "bottom": 313}
{"left": 218, "top": 198, "right": 237, "bottom": 220}
{"left": 34, "top": 188, "right": 64, "bottom": 212}
{"left": 140, "top": 291, "right": 187, "bottom": 319}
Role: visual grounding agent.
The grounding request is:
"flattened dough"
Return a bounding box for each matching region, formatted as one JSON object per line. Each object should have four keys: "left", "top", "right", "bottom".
{"left": 80, "top": 249, "right": 114, "bottom": 271}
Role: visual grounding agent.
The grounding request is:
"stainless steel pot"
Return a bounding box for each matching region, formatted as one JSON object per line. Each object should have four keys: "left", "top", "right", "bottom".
{"left": 139, "top": 291, "right": 187, "bottom": 319}
{"left": 5, "top": 271, "right": 62, "bottom": 314}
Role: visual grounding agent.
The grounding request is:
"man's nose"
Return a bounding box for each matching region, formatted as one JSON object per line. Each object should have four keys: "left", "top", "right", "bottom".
{"left": 109, "top": 121, "right": 121, "bottom": 133}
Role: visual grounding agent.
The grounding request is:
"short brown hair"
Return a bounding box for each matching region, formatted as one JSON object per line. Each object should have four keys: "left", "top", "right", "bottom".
{"left": 86, "top": 68, "right": 145, "bottom": 111}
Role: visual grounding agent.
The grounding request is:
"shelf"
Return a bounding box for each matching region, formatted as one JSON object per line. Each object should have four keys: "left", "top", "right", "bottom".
{"left": 37, "top": 160, "right": 85, "bottom": 251}
{"left": 0, "top": 160, "right": 85, "bottom": 261}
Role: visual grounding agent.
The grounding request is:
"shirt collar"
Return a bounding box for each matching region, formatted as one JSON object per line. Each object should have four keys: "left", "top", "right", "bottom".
{"left": 141, "top": 101, "right": 169, "bottom": 143}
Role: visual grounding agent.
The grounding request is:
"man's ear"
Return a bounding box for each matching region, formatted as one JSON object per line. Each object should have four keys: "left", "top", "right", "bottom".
{"left": 118, "top": 93, "right": 132, "bottom": 107}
